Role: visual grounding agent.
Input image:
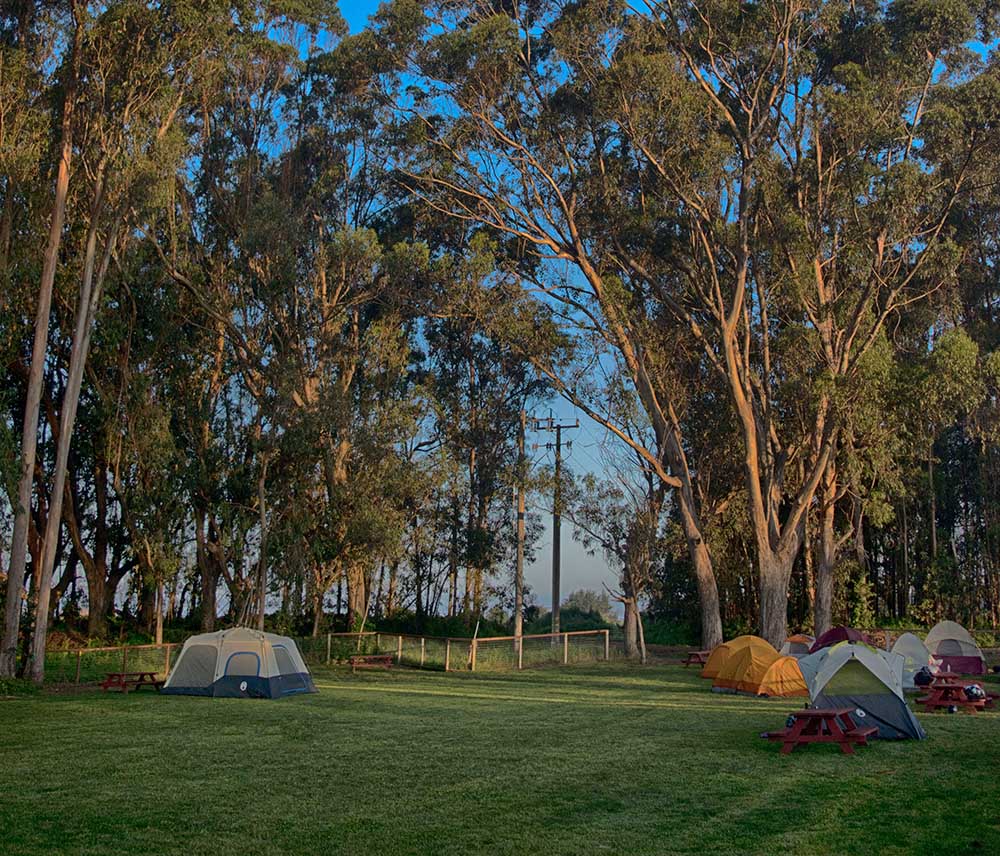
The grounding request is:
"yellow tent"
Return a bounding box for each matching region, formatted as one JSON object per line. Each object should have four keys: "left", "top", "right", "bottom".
{"left": 701, "top": 635, "right": 776, "bottom": 679}
{"left": 713, "top": 642, "right": 808, "bottom": 697}
{"left": 713, "top": 638, "right": 781, "bottom": 692}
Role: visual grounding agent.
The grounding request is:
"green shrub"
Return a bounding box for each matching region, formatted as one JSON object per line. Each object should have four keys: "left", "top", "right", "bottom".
{"left": 641, "top": 617, "right": 698, "bottom": 646}
{"left": 0, "top": 677, "right": 40, "bottom": 697}
{"left": 524, "top": 607, "right": 615, "bottom": 636}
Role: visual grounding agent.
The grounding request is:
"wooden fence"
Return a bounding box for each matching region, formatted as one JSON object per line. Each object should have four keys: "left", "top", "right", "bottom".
{"left": 46, "top": 629, "right": 613, "bottom": 684}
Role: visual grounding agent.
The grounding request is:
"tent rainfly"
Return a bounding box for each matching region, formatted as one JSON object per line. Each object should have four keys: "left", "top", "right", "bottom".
{"left": 701, "top": 635, "right": 777, "bottom": 680}
{"left": 161, "top": 627, "right": 317, "bottom": 698}
{"left": 780, "top": 634, "right": 814, "bottom": 659}
{"left": 799, "top": 643, "right": 925, "bottom": 740}
{"left": 712, "top": 645, "right": 808, "bottom": 697}
{"left": 924, "top": 621, "right": 986, "bottom": 676}
{"left": 890, "top": 632, "right": 939, "bottom": 690}
{"left": 809, "top": 626, "right": 871, "bottom": 654}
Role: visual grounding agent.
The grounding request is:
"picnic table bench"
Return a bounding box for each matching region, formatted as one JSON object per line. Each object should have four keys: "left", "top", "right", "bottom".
{"left": 100, "top": 671, "right": 164, "bottom": 694}
{"left": 349, "top": 654, "right": 395, "bottom": 674}
{"left": 683, "top": 650, "right": 711, "bottom": 667}
{"left": 918, "top": 677, "right": 987, "bottom": 713}
{"left": 765, "top": 708, "right": 876, "bottom": 755}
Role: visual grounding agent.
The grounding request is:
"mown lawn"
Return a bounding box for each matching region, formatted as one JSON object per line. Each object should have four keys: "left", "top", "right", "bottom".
{"left": 2, "top": 664, "right": 998, "bottom": 855}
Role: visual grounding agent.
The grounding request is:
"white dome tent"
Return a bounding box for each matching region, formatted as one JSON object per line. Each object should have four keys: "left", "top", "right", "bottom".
{"left": 890, "top": 632, "right": 939, "bottom": 690}
{"left": 162, "top": 627, "right": 317, "bottom": 698}
{"left": 924, "top": 621, "right": 986, "bottom": 675}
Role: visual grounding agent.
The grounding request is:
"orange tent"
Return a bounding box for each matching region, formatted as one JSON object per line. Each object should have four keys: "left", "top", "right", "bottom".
{"left": 756, "top": 656, "right": 809, "bottom": 697}
{"left": 701, "top": 635, "right": 776, "bottom": 679}
{"left": 713, "top": 642, "right": 808, "bottom": 697}
{"left": 712, "top": 638, "right": 781, "bottom": 692}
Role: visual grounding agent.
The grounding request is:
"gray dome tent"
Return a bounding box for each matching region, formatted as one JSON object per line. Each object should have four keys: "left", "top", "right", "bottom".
{"left": 162, "top": 628, "right": 317, "bottom": 698}
{"left": 799, "top": 643, "right": 925, "bottom": 740}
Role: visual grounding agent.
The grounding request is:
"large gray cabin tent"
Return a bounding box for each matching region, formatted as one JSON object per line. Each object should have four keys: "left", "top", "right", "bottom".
{"left": 162, "top": 628, "right": 317, "bottom": 698}
{"left": 803, "top": 643, "right": 925, "bottom": 740}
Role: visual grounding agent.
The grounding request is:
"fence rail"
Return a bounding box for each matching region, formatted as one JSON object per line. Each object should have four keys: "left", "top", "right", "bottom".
{"left": 45, "top": 629, "right": 612, "bottom": 684}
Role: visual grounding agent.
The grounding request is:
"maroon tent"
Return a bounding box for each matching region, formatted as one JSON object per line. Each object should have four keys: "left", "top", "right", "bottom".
{"left": 809, "top": 626, "right": 871, "bottom": 654}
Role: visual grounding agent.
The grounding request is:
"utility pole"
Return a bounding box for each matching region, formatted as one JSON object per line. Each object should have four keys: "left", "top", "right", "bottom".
{"left": 534, "top": 415, "right": 578, "bottom": 635}
{"left": 514, "top": 409, "right": 526, "bottom": 645}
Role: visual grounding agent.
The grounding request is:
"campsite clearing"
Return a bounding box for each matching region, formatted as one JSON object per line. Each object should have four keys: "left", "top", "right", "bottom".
{"left": 2, "top": 664, "right": 998, "bottom": 855}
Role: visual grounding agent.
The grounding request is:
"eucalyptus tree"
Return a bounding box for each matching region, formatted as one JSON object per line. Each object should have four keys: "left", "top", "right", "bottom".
{"left": 388, "top": 0, "right": 727, "bottom": 648}
{"left": 568, "top": 0, "right": 998, "bottom": 644}
{"left": 1, "top": 1, "right": 83, "bottom": 677}
{"left": 424, "top": 239, "right": 551, "bottom": 620}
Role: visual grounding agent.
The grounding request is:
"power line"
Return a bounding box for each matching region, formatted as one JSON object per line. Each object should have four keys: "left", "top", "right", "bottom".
{"left": 533, "top": 415, "right": 578, "bottom": 634}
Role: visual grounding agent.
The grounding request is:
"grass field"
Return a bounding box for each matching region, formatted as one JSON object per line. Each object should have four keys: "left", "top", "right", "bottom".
{"left": 2, "top": 664, "right": 998, "bottom": 855}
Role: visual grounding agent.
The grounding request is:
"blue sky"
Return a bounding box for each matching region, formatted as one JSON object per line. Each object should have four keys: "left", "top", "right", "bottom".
{"left": 339, "top": 1, "right": 381, "bottom": 33}
{"left": 336, "top": 0, "right": 622, "bottom": 611}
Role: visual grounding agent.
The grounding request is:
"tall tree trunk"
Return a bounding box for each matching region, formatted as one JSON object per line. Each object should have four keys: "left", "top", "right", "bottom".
{"left": 623, "top": 599, "right": 639, "bottom": 658}
{"left": 155, "top": 579, "right": 164, "bottom": 645}
{"left": 386, "top": 561, "right": 398, "bottom": 617}
{"left": 86, "top": 575, "right": 111, "bottom": 638}
{"left": 256, "top": 458, "right": 268, "bottom": 631}
{"left": 928, "top": 444, "right": 938, "bottom": 560}
{"left": 311, "top": 589, "right": 322, "bottom": 637}
{"left": 347, "top": 564, "right": 366, "bottom": 629}
{"left": 814, "top": 465, "right": 837, "bottom": 637}
{"left": 29, "top": 169, "right": 121, "bottom": 682}
{"left": 0, "top": 16, "right": 82, "bottom": 678}
{"left": 759, "top": 552, "right": 794, "bottom": 649}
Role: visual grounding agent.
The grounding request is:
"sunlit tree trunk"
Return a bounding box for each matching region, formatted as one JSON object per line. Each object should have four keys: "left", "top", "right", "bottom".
{"left": 0, "top": 14, "right": 82, "bottom": 678}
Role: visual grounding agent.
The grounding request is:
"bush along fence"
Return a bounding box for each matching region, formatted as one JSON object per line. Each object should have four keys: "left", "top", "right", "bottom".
{"left": 43, "top": 629, "right": 613, "bottom": 685}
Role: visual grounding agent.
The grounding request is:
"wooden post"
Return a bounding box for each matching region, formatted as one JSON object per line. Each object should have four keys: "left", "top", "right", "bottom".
{"left": 445, "top": 639, "right": 451, "bottom": 672}
{"left": 75, "top": 649, "right": 82, "bottom": 684}
{"left": 420, "top": 637, "right": 426, "bottom": 668}
{"left": 470, "top": 639, "right": 478, "bottom": 672}
{"left": 376, "top": 632, "right": 381, "bottom": 652}
{"left": 163, "top": 644, "right": 171, "bottom": 678}
{"left": 603, "top": 629, "right": 610, "bottom": 661}
{"left": 397, "top": 634, "right": 403, "bottom": 664}
{"left": 122, "top": 646, "right": 128, "bottom": 674}
{"left": 517, "top": 638, "right": 523, "bottom": 670}
{"left": 563, "top": 632, "right": 568, "bottom": 665}
{"left": 326, "top": 632, "right": 332, "bottom": 665}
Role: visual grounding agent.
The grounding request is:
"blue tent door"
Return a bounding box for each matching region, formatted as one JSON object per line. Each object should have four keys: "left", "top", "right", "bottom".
{"left": 215, "top": 651, "right": 267, "bottom": 697}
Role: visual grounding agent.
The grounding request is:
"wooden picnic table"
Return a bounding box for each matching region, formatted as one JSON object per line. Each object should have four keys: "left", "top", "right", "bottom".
{"left": 765, "top": 708, "right": 876, "bottom": 755}
{"left": 349, "top": 654, "right": 395, "bottom": 674}
{"left": 100, "top": 671, "right": 164, "bottom": 694}
{"left": 683, "top": 650, "right": 711, "bottom": 667}
{"left": 918, "top": 680, "right": 987, "bottom": 713}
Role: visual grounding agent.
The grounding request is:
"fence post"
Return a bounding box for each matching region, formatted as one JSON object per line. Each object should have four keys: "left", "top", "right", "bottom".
{"left": 75, "top": 650, "right": 82, "bottom": 684}
{"left": 397, "top": 634, "right": 403, "bottom": 664}
{"left": 420, "top": 637, "right": 426, "bottom": 668}
{"left": 517, "top": 638, "right": 523, "bottom": 670}
{"left": 445, "top": 639, "right": 451, "bottom": 672}
{"left": 376, "top": 632, "right": 381, "bottom": 652}
{"left": 122, "top": 646, "right": 128, "bottom": 675}
{"left": 163, "top": 644, "right": 171, "bottom": 678}
{"left": 603, "top": 629, "right": 610, "bottom": 661}
{"left": 563, "top": 632, "right": 568, "bottom": 665}
{"left": 326, "top": 633, "right": 332, "bottom": 665}
{"left": 470, "top": 639, "right": 478, "bottom": 672}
